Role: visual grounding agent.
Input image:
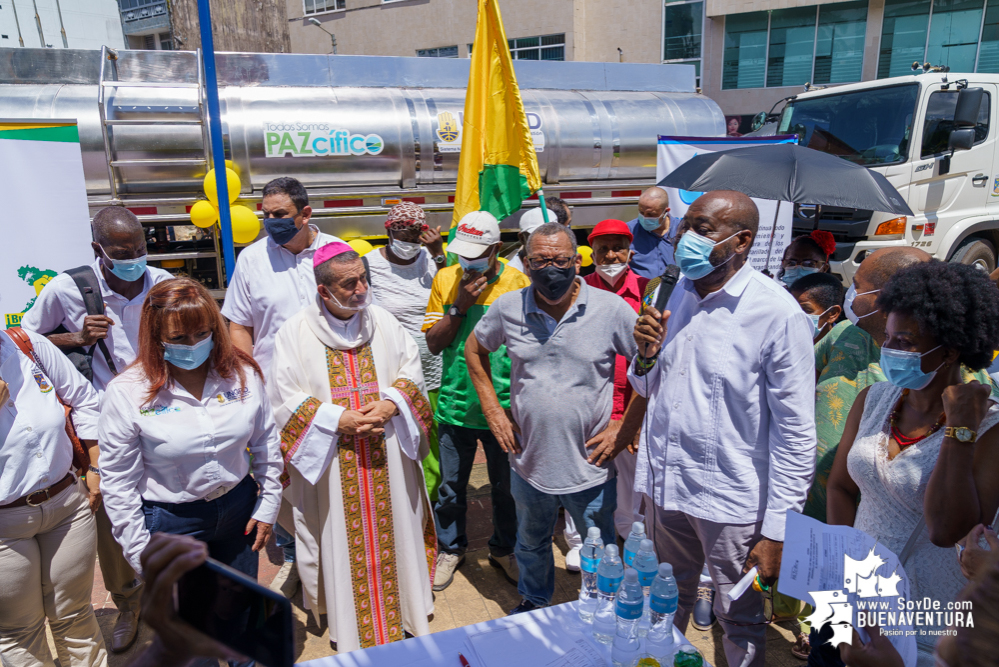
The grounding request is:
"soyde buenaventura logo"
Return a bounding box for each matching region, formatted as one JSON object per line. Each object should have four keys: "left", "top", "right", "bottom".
{"left": 264, "top": 122, "right": 383, "bottom": 158}
{"left": 807, "top": 546, "right": 974, "bottom": 650}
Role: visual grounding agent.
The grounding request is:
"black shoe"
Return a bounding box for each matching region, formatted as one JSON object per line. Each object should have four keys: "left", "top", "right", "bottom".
{"left": 691, "top": 585, "right": 716, "bottom": 631}
{"left": 508, "top": 599, "right": 546, "bottom": 615}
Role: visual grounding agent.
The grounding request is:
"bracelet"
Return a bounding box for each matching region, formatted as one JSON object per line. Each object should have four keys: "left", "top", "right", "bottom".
{"left": 636, "top": 352, "right": 659, "bottom": 370}
{"left": 88, "top": 465, "right": 101, "bottom": 476}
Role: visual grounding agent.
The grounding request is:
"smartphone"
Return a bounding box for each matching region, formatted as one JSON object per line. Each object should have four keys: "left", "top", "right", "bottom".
{"left": 176, "top": 557, "right": 294, "bottom": 667}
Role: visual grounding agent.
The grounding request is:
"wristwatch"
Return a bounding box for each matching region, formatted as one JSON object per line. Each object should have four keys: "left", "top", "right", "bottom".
{"left": 88, "top": 465, "right": 101, "bottom": 476}
{"left": 448, "top": 306, "right": 466, "bottom": 318}
{"left": 433, "top": 254, "right": 446, "bottom": 264}
{"left": 944, "top": 426, "right": 978, "bottom": 443}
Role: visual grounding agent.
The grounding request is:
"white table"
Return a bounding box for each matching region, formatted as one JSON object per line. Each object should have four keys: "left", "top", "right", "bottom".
{"left": 298, "top": 601, "right": 709, "bottom": 667}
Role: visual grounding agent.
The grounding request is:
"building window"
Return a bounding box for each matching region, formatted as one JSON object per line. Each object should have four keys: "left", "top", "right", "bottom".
{"left": 879, "top": 0, "right": 999, "bottom": 76}
{"left": 724, "top": 2, "right": 867, "bottom": 89}
{"left": 120, "top": 0, "right": 159, "bottom": 8}
{"left": 723, "top": 11, "right": 769, "bottom": 89}
{"left": 663, "top": 1, "right": 703, "bottom": 85}
{"left": 921, "top": 90, "right": 990, "bottom": 156}
{"left": 814, "top": 1, "right": 868, "bottom": 83}
{"left": 417, "top": 46, "right": 459, "bottom": 57}
{"left": 508, "top": 34, "right": 565, "bottom": 60}
{"left": 143, "top": 34, "right": 156, "bottom": 50}
{"left": 304, "top": 0, "right": 345, "bottom": 15}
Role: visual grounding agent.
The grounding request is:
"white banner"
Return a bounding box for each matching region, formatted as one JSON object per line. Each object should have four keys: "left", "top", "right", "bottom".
{"left": 0, "top": 121, "right": 93, "bottom": 328}
{"left": 656, "top": 135, "right": 796, "bottom": 276}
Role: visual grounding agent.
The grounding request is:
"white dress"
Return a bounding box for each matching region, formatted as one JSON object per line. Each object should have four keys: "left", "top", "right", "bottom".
{"left": 848, "top": 381, "right": 999, "bottom": 662}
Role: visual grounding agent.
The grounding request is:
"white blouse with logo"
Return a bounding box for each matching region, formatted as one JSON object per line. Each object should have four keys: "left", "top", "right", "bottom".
{"left": 98, "top": 364, "right": 283, "bottom": 572}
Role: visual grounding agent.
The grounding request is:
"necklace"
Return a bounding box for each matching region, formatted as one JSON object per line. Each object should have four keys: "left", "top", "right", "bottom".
{"left": 889, "top": 388, "right": 946, "bottom": 449}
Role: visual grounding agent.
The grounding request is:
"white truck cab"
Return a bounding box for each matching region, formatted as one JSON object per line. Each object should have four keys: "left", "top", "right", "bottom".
{"left": 768, "top": 71, "right": 999, "bottom": 284}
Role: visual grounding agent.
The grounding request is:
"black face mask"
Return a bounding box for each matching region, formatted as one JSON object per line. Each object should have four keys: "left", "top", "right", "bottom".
{"left": 264, "top": 217, "right": 300, "bottom": 245}
{"left": 532, "top": 263, "right": 576, "bottom": 302}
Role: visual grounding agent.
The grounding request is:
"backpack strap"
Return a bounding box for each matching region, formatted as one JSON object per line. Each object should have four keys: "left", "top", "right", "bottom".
{"left": 64, "top": 265, "right": 118, "bottom": 376}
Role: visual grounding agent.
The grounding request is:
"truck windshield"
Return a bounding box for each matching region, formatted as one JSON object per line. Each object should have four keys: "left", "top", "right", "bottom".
{"left": 778, "top": 83, "right": 919, "bottom": 166}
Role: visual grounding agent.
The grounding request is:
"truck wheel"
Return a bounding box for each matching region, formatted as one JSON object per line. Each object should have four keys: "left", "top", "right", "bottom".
{"left": 950, "top": 238, "right": 996, "bottom": 273}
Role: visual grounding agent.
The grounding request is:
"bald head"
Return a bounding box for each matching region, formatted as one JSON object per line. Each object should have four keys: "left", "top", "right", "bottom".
{"left": 857, "top": 247, "right": 932, "bottom": 291}
{"left": 92, "top": 207, "right": 143, "bottom": 247}
{"left": 688, "top": 190, "right": 759, "bottom": 239}
{"left": 638, "top": 187, "right": 670, "bottom": 219}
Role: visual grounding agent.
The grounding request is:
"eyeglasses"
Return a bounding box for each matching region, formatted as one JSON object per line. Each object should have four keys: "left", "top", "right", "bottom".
{"left": 782, "top": 259, "right": 825, "bottom": 269}
{"left": 527, "top": 256, "right": 574, "bottom": 270}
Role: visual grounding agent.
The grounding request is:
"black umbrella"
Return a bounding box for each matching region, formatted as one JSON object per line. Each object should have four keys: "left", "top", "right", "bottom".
{"left": 657, "top": 143, "right": 913, "bottom": 217}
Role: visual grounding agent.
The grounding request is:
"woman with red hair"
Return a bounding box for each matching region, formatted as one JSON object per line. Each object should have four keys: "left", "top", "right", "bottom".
{"left": 778, "top": 230, "right": 837, "bottom": 287}
{"left": 98, "top": 277, "right": 283, "bottom": 579}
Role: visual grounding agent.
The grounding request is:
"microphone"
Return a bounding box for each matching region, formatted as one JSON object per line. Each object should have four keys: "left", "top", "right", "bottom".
{"left": 644, "top": 264, "right": 680, "bottom": 359}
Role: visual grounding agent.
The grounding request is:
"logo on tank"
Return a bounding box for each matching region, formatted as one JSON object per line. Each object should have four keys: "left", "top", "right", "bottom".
{"left": 263, "top": 122, "right": 384, "bottom": 158}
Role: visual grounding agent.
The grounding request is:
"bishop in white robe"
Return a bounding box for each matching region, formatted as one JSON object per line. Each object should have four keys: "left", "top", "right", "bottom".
{"left": 269, "top": 242, "right": 436, "bottom": 652}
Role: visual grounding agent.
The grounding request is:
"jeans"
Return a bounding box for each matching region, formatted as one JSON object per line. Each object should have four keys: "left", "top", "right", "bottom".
{"left": 142, "top": 475, "right": 259, "bottom": 579}
{"left": 433, "top": 422, "right": 517, "bottom": 557}
{"left": 273, "top": 524, "right": 295, "bottom": 564}
{"left": 511, "top": 471, "right": 616, "bottom": 606}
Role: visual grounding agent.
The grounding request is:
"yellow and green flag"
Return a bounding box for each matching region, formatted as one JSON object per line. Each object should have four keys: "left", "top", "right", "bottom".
{"left": 450, "top": 0, "right": 543, "bottom": 240}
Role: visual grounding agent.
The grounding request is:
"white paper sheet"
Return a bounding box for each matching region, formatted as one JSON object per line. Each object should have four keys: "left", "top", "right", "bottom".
{"left": 463, "top": 618, "right": 605, "bottom": 667}
{"left": 778, "top": 512, "right": 918, "bottom": 667}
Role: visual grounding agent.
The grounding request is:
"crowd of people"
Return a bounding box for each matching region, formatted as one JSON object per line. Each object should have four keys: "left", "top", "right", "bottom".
{"left": 2, "top": 176, "right": 999, "bottom": 667}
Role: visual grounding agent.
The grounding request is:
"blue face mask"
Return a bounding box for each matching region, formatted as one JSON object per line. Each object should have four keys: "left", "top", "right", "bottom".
{"left": 458, "top": 255, "right": 490, "bottom": 273}
{"left": 807, "top": 305, "right": 835, "bottom": 339}
{"left": 163, "top": 334, "right": 214, "bottom": 371}
{"left": 674, "top": 230, "right": 739, "bottom": 280}
{"left": 638, "top": 215, "right": 663, "bottom": 232}
{"left": 101, "top": 246, "right": 147, "bottom": 283}
{"left": 264, "top": 217, "right": 300, "bottom": 246}
{"left": 880, "top": 344, "right": 943, "bottom": 390}
{"left": 781, "top": 265, "right": 820, "bottom": 287}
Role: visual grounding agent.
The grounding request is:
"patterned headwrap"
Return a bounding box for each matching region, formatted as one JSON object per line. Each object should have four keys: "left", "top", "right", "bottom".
{"left": 385, "top": 202, "right": 429, "bottom": 232}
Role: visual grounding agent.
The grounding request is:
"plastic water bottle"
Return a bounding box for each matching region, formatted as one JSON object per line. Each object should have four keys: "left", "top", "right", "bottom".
{"left": 632, "top": 538, "right": 658, "bottom": 637}
{"left": 592, "top": 544, "right": 624, "bottom": 644}
{"left": 646, "top": 563, "right": 679, "bottom": 662}
{"left": 611, "top": 568, "right": 644, "bottom": 667}
{"left": 622, "top": 521, "right": 646, "bottom": 566}
{"left": 577, "top": 527, "right": 605, "bottom": 622}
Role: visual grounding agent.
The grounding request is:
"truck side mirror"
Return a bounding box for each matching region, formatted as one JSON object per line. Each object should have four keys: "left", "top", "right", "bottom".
{"left": 954, "top": 87, "right": 985, "bottom": 128}
{"left": 949, "top": 128, "right": 976, "bottom": 151}
{"left": 750, "top": 111, "right": 768, "bottom": 132}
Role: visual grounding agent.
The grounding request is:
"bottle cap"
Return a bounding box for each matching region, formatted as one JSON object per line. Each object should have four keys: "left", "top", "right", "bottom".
{"left": 587, "top": 527, "right": 602, "bottom": 539}
{"left": 605, "top": 544, "right": 619, "bottom": 557}
{"left": 633, "top": 521, "right": 646, "bottom": 534}
{"left": 658, "top": 562, "right": 673, "bottom": 577}
{"left": 640, "top": 539, "right": 654, "bottom": 552}
{"left": 624, "top": 568, "right": 639, "bottom": 582}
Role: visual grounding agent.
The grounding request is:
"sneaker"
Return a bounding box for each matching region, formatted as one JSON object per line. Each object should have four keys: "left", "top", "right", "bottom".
{"left": 791, "top": 632, "right": 810, "bottom": 660}
{"left": 488, "top": 552, "right": 519, "bottom": 585}
{"left": 564, "top": 547, "right": 581, "bottom": 572}
{"left": 691, "top": 585, "right": 716, "bottom": 631}
{"left": 433, "top": 552, "right": 464, "bottom": 591}
{"left": 269, "top": 561, "right": 301, "bottom": 599}
{"left": 508, "top": 599, "right": 546, "bottom": 615}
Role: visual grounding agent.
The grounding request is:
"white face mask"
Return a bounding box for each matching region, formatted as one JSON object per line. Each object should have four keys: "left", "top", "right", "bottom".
{"left": 843, "top": 284, "right": 880, "bottom": 324}
{"left": 389, "top": 238, "right": 422, "bottom": 260}
{"left": 326, "top": 287, "right": 372, "bottom": 312}
{"left": 595, "top": 262, "right": 629, "bottom": 285}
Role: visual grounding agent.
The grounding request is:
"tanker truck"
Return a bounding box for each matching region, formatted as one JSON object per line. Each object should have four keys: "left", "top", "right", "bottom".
{"left": 0, "top": 47, "right": 723, "bottom": 294}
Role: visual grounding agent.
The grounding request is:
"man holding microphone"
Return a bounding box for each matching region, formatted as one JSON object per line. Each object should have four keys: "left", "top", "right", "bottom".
{"left": 628, "top": 191, "right": 815, "bottom": 667}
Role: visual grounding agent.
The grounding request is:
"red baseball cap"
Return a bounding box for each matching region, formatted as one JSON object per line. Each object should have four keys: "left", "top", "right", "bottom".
{"left": 587, "top": 219, "right": 633, "bottom": 245}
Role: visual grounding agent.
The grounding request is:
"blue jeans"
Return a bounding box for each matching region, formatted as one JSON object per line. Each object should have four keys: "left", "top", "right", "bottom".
{"left": 273, "top": 524, "right": 295, "bottom": 564}
{"left": 142, "top": 475, "right": 259, "bottom": 579}
{"left": 510, "top": 470, "right": 617, "bottom": 606}
{"left": 433, "top": 422, "right": 517, "bottom": 557}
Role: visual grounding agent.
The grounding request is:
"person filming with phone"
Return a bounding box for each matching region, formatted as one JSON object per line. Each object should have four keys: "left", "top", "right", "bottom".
{"left": 629, "top": 190, "right": 815, "bottom": 667}
{"left": 98, "top": 278, "right": 283, "bottom": 580}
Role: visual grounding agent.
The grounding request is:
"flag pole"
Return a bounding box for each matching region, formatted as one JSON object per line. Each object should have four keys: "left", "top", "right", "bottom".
{"left": 537, "top": 189, "right": 550, "bottom": 223}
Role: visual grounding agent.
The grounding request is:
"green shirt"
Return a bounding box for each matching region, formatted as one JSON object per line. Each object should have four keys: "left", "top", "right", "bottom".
{"left": 423, "top": 262, "right": 531, "bottom": 430}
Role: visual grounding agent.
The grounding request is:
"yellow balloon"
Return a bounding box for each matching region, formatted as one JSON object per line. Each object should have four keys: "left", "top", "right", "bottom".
{"left": 229, "top": 205, "right": 260, "bottom": 244}
{"left": 190, "top": 200, "right": 219, "bottom": 229}
{"left": 347, "top": 239, "right": 374, "bottom": 256}
{"left": 224, "top": 159, "right": 240, "bottom": 176}
{"left": 204, "top": 167, "right": 241, "bottom": 206}
{"left": 579, "top": 245, "right": 593, "bottom": 268}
